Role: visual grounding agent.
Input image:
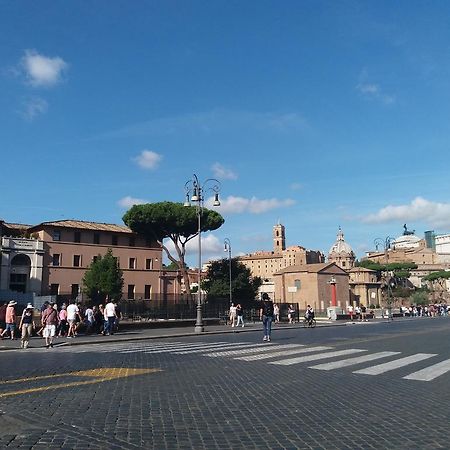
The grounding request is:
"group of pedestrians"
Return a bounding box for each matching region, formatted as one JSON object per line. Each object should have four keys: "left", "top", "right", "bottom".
{"left": 400, "top": 303, "right": 448, "bottom": 317}
{"left": 228, "top": 303, "right": 245, "bottom": 327}
{"left": 0, "top": 297, "right": 122, "bottom": 349}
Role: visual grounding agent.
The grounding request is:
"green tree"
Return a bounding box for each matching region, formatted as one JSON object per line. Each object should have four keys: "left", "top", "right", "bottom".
{"left": 422, "top": 270, "right": 450, "bottom": 302}
{"left": 123, "top": 202, "right": 224, "bottom": 297}
{"left": 202, "top": 258, "right": 262, "bottom": 308}
{"left": 82, "top": 248, "right": 124, "bottom": 303}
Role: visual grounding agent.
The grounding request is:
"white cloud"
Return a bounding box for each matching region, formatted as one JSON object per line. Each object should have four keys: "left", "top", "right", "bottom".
{"left": 361, "top": 197, "right": 450, "bottom": 228}
{"left": 117, "top": 196, "right": 148, "bottom": 208}
{"left": 290, "top": 182, "right": 302, "bottom": 191}
{"left": 20, "top": 96, "right": 48, "bottom": 120}
{"left": 213, "top": 195, "right": 295, "bottom": 214}
{"left": 133, "top": 150, "right": 162, "bottom": 170}
{"left": 356, "top": 82, "right": 395, "bottom": 105}
{"left": 21, "top": 50, "right": 68, "bottom": 87}
{"left": 211, "top": 162, "right": 238, "bottom": 180}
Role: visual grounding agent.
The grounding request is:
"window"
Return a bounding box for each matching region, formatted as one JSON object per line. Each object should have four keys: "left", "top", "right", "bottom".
{"left": 52, "top": 230, "right": 61, "bottom": 241}
{"left": 92, "top": 255, "right": 98, "bottom": 263}
{"left": 52, "top": 254, "right": 61, "bottom": 266}
{"left": 73, "top": 255, "right": 81, "bottom": 267}
{"left": 129, "top": 257, "right": 136, "bottom": 269}
{"left": 127, "top": 284, "right": 135, "bottom": 299}
{"left": 112, "top": 235, "right": 118, "bottom": 246}
{"left": 50, "top": 284, "right": 59, "bottom": 295}
{"left": 129, "top": 236, "right": 135, "bottom": 247}
{"left": 146, "top": 258, "right": 153, "bottom": 270}
{"left": 294, "top": 279, "right": 301, "bottom": 289}
{"left": 93, "top": 233, "right": 100, "bottom": 244}
{"left": 144, "top": 284, "right": 152, "bottom": 299}
{"left": 342, "top": 261, "right": 346, "bottom": 267}
{"left": 71, "top": 284, "right": 79, "bottom": 297}
{"left": 74, "top": 231, "right": 81, "bottom": 243}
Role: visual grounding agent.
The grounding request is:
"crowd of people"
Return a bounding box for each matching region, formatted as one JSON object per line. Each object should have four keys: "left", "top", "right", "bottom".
{"left": 0, "top": 297, "right": 122, "bottom": 349}
{"left": 399, "top": 303, "right": 448, "bottom": 317}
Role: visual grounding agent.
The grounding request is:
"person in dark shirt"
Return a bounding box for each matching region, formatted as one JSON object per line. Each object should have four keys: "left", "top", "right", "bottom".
{"left": 259, "top": 293, "right": 274, "bottom": 342}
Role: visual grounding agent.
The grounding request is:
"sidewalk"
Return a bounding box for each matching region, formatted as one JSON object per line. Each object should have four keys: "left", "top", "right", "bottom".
{"left": 0, "top": 319, "right": 341, "bottom": 351}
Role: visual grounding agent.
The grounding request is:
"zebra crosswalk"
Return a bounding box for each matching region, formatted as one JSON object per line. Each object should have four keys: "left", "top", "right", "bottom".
{"left": 13, "top": 339, "right": 450, "bottom": 382}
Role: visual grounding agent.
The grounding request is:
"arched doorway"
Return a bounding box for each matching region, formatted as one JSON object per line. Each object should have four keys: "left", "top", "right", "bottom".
{"left": 10, "top": 254, "right": 31, "bottom": 293}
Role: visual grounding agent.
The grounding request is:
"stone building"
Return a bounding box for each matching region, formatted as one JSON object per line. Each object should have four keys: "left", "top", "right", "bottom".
{"left": 328, "top": 227, "right": 355, "bottom": 270}
{"left": 273, "top": 262, "right": 349, "bottom": 310}
{"left": 239, "top": 223, "right": 324, "bottom": 283}
{"left": 348, "top": 267, "right": 381, "bottom": 307}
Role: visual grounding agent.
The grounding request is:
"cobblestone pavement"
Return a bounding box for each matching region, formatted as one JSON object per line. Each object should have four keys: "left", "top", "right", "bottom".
{"left": 1, "top": 317, "right": 450, "bottom": 449}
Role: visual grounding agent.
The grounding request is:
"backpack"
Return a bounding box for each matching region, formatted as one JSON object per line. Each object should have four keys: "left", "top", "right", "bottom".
{"left": 263, "top": 301, "right": 274, "bottom": 317}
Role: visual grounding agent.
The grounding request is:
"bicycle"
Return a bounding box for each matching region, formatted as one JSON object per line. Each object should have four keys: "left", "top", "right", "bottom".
{"left": 302, "top": 317, "right": 316, "bottom": 328}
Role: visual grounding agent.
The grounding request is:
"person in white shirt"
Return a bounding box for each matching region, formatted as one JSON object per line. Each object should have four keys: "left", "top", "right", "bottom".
{"left": 66, "top": 300, "right": 81, "bottom": 338}
{"left": 104, "top": 298, "right": 117, "bottom": 335}
{"left": 84, "top": 306, "right": 94, "bottom": 333}
{"left": 229, "top": 303, "right": 237, "bottom": 327}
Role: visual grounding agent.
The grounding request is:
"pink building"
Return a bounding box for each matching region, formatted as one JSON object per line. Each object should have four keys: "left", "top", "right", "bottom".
{"left": 0, "top": 219, "right": 174, "bottom": 300}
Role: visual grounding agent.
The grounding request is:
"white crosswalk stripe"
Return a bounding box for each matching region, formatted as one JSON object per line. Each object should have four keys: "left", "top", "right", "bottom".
{"left": 174, "top": 343, "right": 257, "bottom": 354}
{"left": 206, "top": 344, "right": 300, "bottom": 358}
{"left": 119, "top": 341, "right": 229, "bottom": 353}
{"left": 269, "top": 349, "right": 367, "bottom": 366}
{"left": 234, "top": 346, "right": 332, "bottom": 361}
{"left": 353, "top": 353, "right": 437, "bottom": 375}
{"left": 309, "top": 351, "right": 401, "bottom": 371}
{"left": 9, "top": 339, "right": 450, "bottom": 383}
{"left": 403, "top": 359, "right": 450, "bottom": 381}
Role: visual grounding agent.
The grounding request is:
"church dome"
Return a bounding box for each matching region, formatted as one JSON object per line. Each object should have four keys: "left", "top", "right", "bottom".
{"left": 329, "top": 228, "right": 355, "bottom": 256}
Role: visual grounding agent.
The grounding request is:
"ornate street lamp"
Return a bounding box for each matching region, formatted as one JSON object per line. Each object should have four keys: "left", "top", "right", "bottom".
{"left": 224, "top": 238, "right": 232, "bottom": 304}
{"left": 184, "top": 174, "right": 221, "bottom": 333}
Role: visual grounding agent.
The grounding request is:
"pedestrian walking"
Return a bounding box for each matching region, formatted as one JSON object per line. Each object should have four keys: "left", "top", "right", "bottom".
{"left": 1, "top": 300, "right": 17, "bottom": 340}
{"left": 41, "top": 301, "right": 58, "bottom": 348}
{"left": 288, "top": 304, "right": 295, "bottom": 324}
{"left": 229, "top": 303, "right": 237, "bottom": 327}
{"left": 273, "top": 303, "right": 280, "bottom": 323}
{"left": 104, "top": 298, "right": 117, "bottom": 335}
{"left": 235, "top": 304, "right": 244, "bottom": 327}
{"left": 67, "top": 300, "right": 81, "bottom": 338}
{"left": 84, "top": 305, "right": 95, "bottom": 334}
{"left": 19, "top": 303, "right": 34, "bottom": 349}
{"left": 260, "top": 293, "right": 274, "bottom": 342}
{"left": 58, "top": 305, "right": 68, "bottom": 337}
{"left": 347, "top": 304, "right": 354, "bottom": 321}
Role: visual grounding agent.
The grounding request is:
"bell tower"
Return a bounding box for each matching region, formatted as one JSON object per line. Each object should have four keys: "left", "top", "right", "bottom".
{"left": 273, "top": 223, "right": 286, "bottom": 253}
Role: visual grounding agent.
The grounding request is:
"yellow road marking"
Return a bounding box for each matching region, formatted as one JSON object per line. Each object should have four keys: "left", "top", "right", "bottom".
{"left": 0, "top": 367, "right": 161, "bottom": 398}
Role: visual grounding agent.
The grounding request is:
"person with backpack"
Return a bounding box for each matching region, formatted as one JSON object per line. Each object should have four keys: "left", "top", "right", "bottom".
{"left": 259, "top": 293, "right": 274, "bottom": 342}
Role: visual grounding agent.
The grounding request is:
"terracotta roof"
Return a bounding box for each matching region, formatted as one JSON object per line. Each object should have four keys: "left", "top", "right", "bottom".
{"left": 274, "top": 262, "right": 346, "bottom": 275}
{"left": 29, "top": 220, "right": 133, "bottom": 234}
{"left": 3, "top": 222, "right": 31, "bottom": 230}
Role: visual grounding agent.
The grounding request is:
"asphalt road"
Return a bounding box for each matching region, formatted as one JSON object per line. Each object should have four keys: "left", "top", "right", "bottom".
{"left": 1, "top": 317, "right": 449, "bottom": 450}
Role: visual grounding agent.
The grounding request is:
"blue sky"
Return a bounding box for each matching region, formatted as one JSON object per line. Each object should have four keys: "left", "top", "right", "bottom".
{"left": 2, "top": 1, "right": 450, "bottom": 266}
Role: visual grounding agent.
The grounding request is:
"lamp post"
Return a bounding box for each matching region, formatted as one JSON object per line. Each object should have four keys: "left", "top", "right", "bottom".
{"left": 374, "top": 236, "right": 396, "bottom": 321}
{"left": 224, "top": 238, "right": 232, "bottom": 304}
{"left": 184, "top": 174, "right": 221, "bottom": 333}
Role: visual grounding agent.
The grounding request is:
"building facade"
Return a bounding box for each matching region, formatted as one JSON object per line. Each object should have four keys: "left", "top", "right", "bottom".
{"left": 273, "top": 262, "right": 349, "bottom": 311}
{"left": 239, "top": 223, "right": 324, "bottom": 282}
{"left": 1, "top": 219, "right": 166, "bottom": 300}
